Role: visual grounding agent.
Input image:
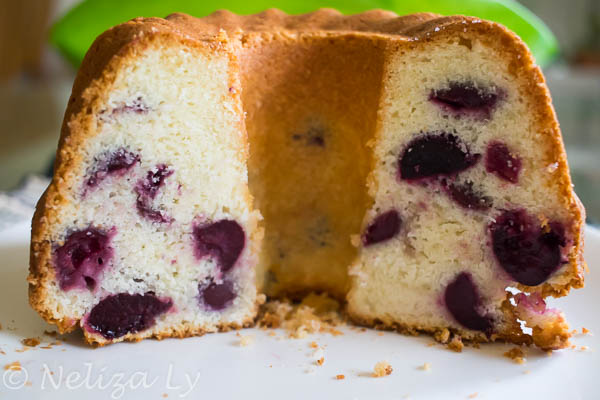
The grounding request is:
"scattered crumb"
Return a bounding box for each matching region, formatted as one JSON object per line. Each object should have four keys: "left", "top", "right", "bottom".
{"left": 309, "top": 341, "right": 318, "bottom": 349}
{"left": 40, "top": 346, "right": 53, "bottom": 350}
{"left": 377, "top": 331, "right": 385, "bottom": 336}
{"left": 434, "top": 329, "right": 450, "bottom": 344}
{"left": 523, "top": 370, "right": 531, "bottom": 375}
{"left": 447, "top": 336, "right": 464, "bottom": 352}
{"left": 4, "top": 361, "right": 21, "bottom": 371}
{"left": 419, "top": 363, "right": 431, "bottom": 371}
{"left": 471, "top": 342, "right": 480, "bottom": 349}
{"left": 373, "top": 361, "right": 393, "bottom": 377}
{"left": 426, "top": 342, "right": 435, "bottom": 347}
{"left": 360, "top": 327, "right": 367, "bottom": 332}
{"left": 162, "top": 394, "right": 168, "bottom": 398}
{"left": 238, "top": 335, "right": 254, "bottom": 347}
{"left": 257, "top": 293, "right": 343, "bottom": 338}
{"left": 269, "top": 365, "right": 272, "bottom": 368}
{"left": 468, "top": 393, "right": 478, "bottom": 399}
{"left": 582, "top": 327, "right": 590, "bottom": 335}
{"left": 316, "top": 357, "right": 324, "bottom": 366}
{"left": 43, "top": 330, "right": 58, "bottom": 337}
{"left": 15, "top": 347, "right": 30, "bottom": 353}
{"left": 0, "top": 349, "right": 5, "bottom": 355}
{"left": 546, "top": 350, "right": 553, "bottom": 357}
{"left": 21, "top": 338, "right": 41, "bottom": 347}
{"left": 25, "top": 381, "right": 32, "bottom": 387}
{"left": 336, "top": 374, "right": 345, "bottom": 380}
{"left": 570, "top": 344, "right": 577, "bottom": 350}
{"left": 580, "top": 346, "right": 589, "bottom": 351}
{"left": 268, "top": 330, "right": 277, "bottom": 337}
{"left": 504, "top": 347, "right": 526, "bottom": 364}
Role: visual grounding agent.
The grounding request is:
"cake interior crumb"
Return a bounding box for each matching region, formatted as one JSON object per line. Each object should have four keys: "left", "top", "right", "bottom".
{"left": 419, "top": 362, "right": 431, "bottom": 371}
{"left": 447, "top": 336, "right": 464, "bottom": 352}
{"left": 373, "top": 361, "right": 393, "bottom": 377}
{"left": 503, "top": 347, "right": 526, "bottom": 364}
{"left": 238, "top": 334, "right": 254, "bottom": 347}
{"left": 257, "top": 293, "right": 343, "bottom": 338}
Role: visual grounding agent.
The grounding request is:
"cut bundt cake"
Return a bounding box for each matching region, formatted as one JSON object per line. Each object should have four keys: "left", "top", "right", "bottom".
{"left": 28, "top": 9, "right": 585, "bottom": 348}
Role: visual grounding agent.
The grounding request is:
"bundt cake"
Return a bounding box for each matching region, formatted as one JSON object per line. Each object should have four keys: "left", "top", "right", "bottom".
{"left": 28, "top": 9, "right": 585, "bottom": 348}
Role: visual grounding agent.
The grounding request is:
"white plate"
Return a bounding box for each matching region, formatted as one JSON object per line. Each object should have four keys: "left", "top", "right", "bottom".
{"left": 0, "top": 221, "right": 597, "bottom": 400}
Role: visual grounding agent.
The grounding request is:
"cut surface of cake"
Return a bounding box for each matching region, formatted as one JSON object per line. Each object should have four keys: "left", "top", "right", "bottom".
{"left": 28, "top": 9, "right": 585, "bottom": 348}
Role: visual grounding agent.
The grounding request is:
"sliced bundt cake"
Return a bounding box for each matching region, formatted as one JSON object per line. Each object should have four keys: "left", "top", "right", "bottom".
{"left": 28, "top": 9, "right": 585, "bottom": 348}
{"left": 29, "top": 25, "right": 262, "bottom": 345}
{"left": 346, "top": 22, "right": 585, "bottom": 349}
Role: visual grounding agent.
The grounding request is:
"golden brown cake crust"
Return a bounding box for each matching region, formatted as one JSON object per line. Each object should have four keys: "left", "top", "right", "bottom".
{"left": 29, "top": 9, "right": 585, "bottom": 347}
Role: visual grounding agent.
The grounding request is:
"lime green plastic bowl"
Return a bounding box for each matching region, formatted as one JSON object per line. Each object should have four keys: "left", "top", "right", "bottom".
{"left": 51, "top": 0, "right": 558, "bottom": 68}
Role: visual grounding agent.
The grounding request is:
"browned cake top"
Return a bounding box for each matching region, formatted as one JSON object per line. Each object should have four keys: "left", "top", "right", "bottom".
{"left": 164, "top": 8, "right": 450, "bottom": 37}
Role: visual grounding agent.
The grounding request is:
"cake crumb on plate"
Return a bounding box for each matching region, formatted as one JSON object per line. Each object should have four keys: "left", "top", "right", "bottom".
{"left": 419, "top": 362, "right": 431, "bottom": 371}
{"left": 336, "top": 374, "right": 345, "bottom": 380}
{"left": 21, "top": 337, "right": 41, "bottom": 347}
{"left": 504, "top": 347, "right": 526, "bottom": 364}
{"left": 238, "top": 335, "right": 254, "bottom": 347}
{"left": 373, "top": 361, "right": 393, "bottom": 377}
{"left": 447, "top": 336, "right": 464, "bottom": 352}
{"left": 257, "top": 293, "right": 343, "bottom": 339}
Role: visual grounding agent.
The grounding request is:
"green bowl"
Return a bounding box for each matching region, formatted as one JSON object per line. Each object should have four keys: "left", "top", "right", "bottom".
{"left": 51, "top": 0, "right": 559, "bottom": 68}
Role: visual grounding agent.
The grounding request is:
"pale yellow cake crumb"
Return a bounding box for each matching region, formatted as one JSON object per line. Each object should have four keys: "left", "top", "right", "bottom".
{"left": 419, "top": 363, "right": 431, "bottom": 371}
{"left": 504, "top": 347, "right": 526, "bottom": 364}
{"left": 257, "top": 293, "right": 343, "bottom": 339}
{"left": 239, "top": 335, "right": 254, "bottom": 347}
{"left": 373, "top": 361, "right": 393, "bottom": 377}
